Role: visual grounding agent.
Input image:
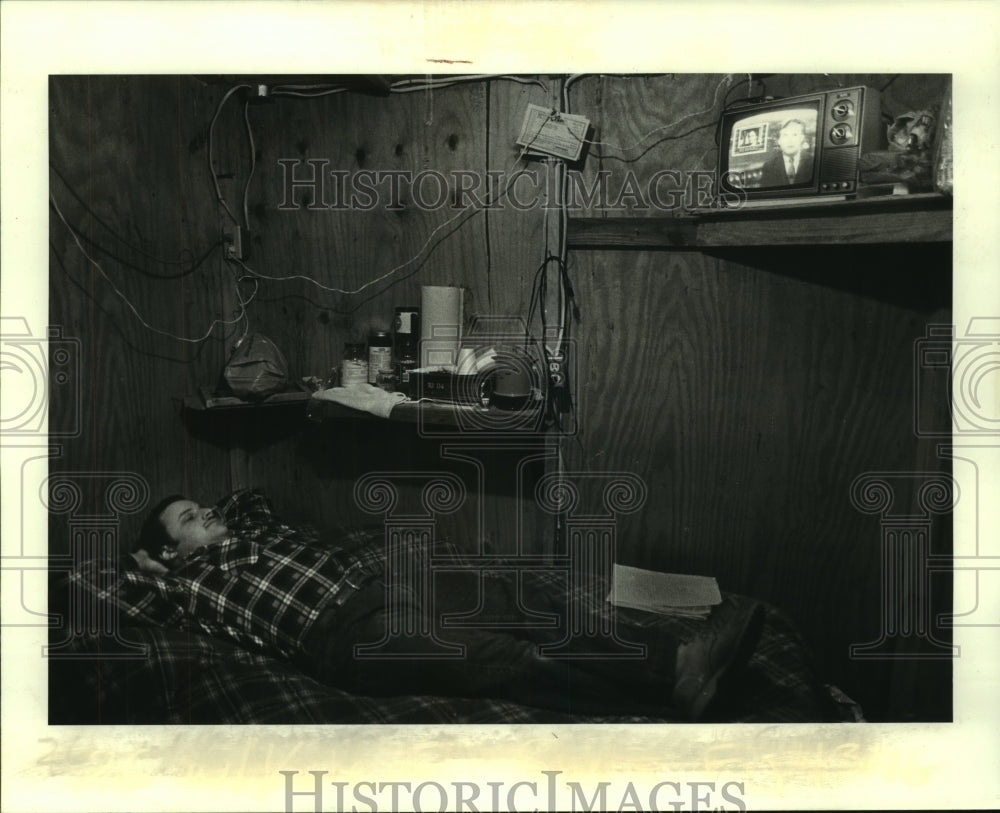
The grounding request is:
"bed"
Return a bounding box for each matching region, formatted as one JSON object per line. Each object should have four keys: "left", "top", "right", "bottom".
{"left": 48, "top": 541, "right": 863, "bottom": 725}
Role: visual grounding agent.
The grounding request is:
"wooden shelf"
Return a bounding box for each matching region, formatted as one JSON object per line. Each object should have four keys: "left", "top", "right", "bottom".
{"left": 183, "top": 384, "right": 315, "bottom": 412}
{"left": 183, "top": 385, "right": 549, "bottom": 435}
{"left": 567, "top": 193, "right": 953, "bottom": 250}
{"left": 307, "top": 395, "right": 548, "bottom": 433}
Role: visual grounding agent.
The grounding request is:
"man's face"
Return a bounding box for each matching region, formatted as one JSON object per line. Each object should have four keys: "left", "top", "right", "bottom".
{"left": 777, "top": 123, "right": 806, "bottom": 157}
{"left": 159, "top": 499, "right": 230, "bottom": 558}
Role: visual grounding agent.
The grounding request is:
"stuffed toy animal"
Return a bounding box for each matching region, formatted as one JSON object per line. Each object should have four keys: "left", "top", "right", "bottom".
{"left": 887, "top": 109, "right": 937, "bottom": 152}
{"left": 859, "top": 106, "right": 940, "bottom": 191}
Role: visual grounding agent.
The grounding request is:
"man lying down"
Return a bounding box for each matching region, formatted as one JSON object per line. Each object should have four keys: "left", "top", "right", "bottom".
{"left": 71, "top": 488, "right": 764, "bottom": 722}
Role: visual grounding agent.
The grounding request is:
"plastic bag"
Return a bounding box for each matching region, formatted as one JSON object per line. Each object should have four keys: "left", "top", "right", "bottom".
{"left": 223, "top": 333, "right": 289, "bottom": 400}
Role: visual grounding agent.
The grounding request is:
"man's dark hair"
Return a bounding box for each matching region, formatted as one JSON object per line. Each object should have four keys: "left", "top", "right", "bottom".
{"left": 779, "top": 118, "right": 806, "bottom": 134}
{"left": 134, "top": 494, "right": 186, "bottom": 559}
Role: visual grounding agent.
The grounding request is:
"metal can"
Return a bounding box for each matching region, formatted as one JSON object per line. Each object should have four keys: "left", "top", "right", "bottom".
{"left": 368, "top": 330, "right": 393, "bottom": 384}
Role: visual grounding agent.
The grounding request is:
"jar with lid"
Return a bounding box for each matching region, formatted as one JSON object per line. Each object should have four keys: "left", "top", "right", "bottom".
{"left": 368, "top": 330, "right": 393, "bottom": 385}
{"left": 340, "top": 342, "right": 368, "bottom": 388}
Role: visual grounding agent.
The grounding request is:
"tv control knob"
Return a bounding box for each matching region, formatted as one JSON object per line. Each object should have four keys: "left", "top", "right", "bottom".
{"left": 831, "top": 100, "right": 854, "bottom": 121}
{"left": 829, "top": 123, "right": 853, "bottom": 145}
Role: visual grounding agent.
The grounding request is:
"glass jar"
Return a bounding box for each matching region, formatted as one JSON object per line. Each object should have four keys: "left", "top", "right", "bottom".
{"left": 368, "top": 330, "right": 393, "bottom": 384}
{"left": 340, "top": 342, "right": 368, "bottom": 388}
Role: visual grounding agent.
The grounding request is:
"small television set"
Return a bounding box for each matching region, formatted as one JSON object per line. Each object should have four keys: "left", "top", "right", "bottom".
{"left": 716, "top": 86, "right": 884, "bottom": 207}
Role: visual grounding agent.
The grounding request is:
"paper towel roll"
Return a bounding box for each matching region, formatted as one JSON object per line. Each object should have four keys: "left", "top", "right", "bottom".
{"left": 420, "top": 286, "right": 464, "bottom": 367}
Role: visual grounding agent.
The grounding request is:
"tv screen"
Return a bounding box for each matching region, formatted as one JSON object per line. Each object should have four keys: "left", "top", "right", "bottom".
{"left": 726, "top": 102, "right": 820, "bottom": 190}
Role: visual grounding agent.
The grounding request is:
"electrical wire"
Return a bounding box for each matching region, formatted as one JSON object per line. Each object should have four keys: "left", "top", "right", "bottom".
{"left": 390, "top": 75, "right": 550, "bottom": 93}
{"left": 271, "top": 87, "right": 349, "bottom": 98}
{"left": 228, "top": 264, "right": 259, "bottom": 342}
{"left": 57, "top": 76, "right": 561, "bottom": 342}
{"left": 879, "top": 74, "right": 902, "bottom": 93}
{"left": 211, "top": 75, "right": 555, "bottom": 302}
{"left": 566, "top": 74, "right": 734, "bottom": 157}
{"left": 562, "top": 74, "right": 586, "bottom": 114}
{"left": 242, "top": 99, "right": 256, "bottom": 231}
{"left": 525, "top": 256, "right": 556, "bottom": 342}
{"left": 208, "top": 84, "right": 251, "bottom": 228}
{"left": 56, "top": 218, "right": 222, "bottom": 281}
{"left": 51, "top": 194, "right": 252, "bottom": 343}
{"left": 538, "top": 159, "right": 567, "bottom": 356}
{"left": 49, "top": 187, "right": 223, "bottom": 280}
{"left": 540, "top": 76, "right": 572, "bottom": 359}
{"left": 233, "top": 113, "right": 555, "bottom": 297}
{"left": 721, "top": 74, "right": 765, "bottom": 112}
{"left": 270, "top": 83, "right": 349, "bottom": 90}
{"left": 50, "top": 164, "right": 218, "bottom": 271}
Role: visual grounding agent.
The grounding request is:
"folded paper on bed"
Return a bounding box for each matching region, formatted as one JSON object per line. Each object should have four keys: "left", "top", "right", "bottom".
{"left": 608, "top": 564, "right": 722, "bottom": 618}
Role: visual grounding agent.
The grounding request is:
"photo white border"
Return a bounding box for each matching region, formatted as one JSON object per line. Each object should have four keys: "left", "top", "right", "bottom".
{"left": 3, "top": 1, "right": 998, "bottom": 810}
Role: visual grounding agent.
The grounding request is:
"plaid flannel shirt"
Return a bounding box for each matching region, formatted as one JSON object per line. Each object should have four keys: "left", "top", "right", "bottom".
{"left": 67, "top": 489, "right": 385, "bottom": 659}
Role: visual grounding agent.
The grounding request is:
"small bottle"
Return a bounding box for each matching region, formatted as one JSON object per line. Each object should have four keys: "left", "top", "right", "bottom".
{"left": 393, "top": 307, "right": 420, "bottom": 361}
{"left": 394, "top": 356, "right": 418, "bottom": 396}
{"left": 368, "top": 330, "right": 393, "bottom": 385}
{"left": 375, "top": 368, "right": 397, "bottom": 392}
{"left": 341, "top": 342, "right": 368, "bottom": 388}
{"left": 393, "top": 307, "right": 420, "bottom": 396}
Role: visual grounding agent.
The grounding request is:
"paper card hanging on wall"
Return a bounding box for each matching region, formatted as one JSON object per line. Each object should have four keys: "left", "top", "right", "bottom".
{"left": 516, "top": 104, "right": 591, "bottom": 161}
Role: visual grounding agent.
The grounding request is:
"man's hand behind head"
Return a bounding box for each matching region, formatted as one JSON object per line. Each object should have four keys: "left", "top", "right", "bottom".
{"left": 130, "top": 549, "right": 170, "bottom": 576}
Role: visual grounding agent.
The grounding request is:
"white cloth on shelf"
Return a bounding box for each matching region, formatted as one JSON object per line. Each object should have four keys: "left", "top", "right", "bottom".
{"left": 312, "top": 384, "right": 406, "bottom": 419}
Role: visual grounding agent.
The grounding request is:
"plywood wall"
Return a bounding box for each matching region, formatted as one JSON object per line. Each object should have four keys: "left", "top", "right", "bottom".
{"left": 48, "top": 75, "right": 233, "bottom": 531}
{"left": 48, "top": 72, "right": 953, "bottom": 720}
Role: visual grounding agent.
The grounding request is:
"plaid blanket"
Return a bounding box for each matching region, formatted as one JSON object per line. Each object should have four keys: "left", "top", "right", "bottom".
{"left": 50, "top": 606, "right": 840, "bottom": 724}
{"left": 49, "top": 544, "right": 848, "bottom": 724}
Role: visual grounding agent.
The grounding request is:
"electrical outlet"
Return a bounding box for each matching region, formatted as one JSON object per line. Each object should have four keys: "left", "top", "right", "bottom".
{"left": 224, "top": 225, "right": 242, "bottom": 260}
{"left": 545, "top": 351, "right": 572, "bottom": 412}
{"left": 547, "top": 353, "right": 564, "bottom": 384}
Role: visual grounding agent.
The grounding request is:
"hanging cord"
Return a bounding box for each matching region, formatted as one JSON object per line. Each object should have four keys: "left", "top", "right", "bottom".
{"left": 229, "top": 264, "right": 258, "bottom": 343}
{"left": 241, "top": 98, "right": 256, "bottom": 231}
{"left": 561, "top": 74, "right": 734, "bottom": 158}
{"left": 552, "top": 77, "right": 584, "bottom": 442}
{"left": 50, "top": 164, "right": 221, "bottom": 276}
{"left": 525, "top": 255, "right": 571, "bottom": 354}
{"left": 233, "top": 110, "right": 556, "bottom": 296}
{"left": 540, "top": 75, "right": 576, "bottom": 360}
{"left": 271, "top": 85, "right": 349, "bottom": 98}
{"left": 390, "top": 75, "right": 550, "bottom": 94}
{"left": 208, "top": 84, "right": 251, "bottom": 228}
{"left": 424, "top": 73, "right": 434, "bottom": 125}
{"left": 51, "top": 195, "right": 254, "bottom": 343}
